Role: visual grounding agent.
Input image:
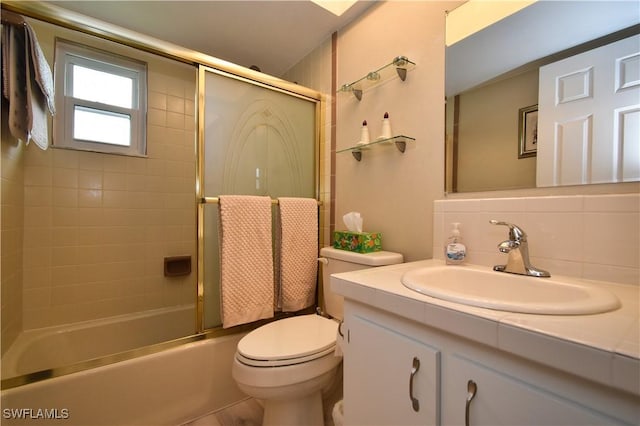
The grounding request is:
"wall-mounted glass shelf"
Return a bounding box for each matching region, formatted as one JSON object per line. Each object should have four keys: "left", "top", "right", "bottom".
{"left": 338, "top": 56, "right": 416, "bottom": 101}
{"left": 338, "top": 135, "right": 415, "bottom": 161}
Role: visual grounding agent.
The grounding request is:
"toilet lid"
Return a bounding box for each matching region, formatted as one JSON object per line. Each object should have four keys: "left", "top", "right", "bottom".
{"left": 237, "top": 315, "right": 338, "bottom": 365}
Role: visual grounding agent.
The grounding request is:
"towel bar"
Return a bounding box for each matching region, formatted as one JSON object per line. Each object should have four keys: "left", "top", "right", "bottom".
{"left": 200, "top": 197, "right": 321, "bottom": 206}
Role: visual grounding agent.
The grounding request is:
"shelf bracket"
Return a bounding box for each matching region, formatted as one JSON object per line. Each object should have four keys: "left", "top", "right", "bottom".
{"left": 394, "top": 56, "right": 410, "bottom": 81}
{"left": 395, "top": 139, "right": 406, "bottom": 153}
{"left": 396, "top": 67, "right": 407, "bottom": 81}
{"left": 352, "top": 150, "right": 362, "bottom": 161}
{"left": 352, "top": 89, "right": 362, "bottom": 101}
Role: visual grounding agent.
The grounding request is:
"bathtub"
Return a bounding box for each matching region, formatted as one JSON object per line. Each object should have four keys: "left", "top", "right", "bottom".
{"left": 1, "top": 331, "right": 247, "bottom": 425}
{"left": 2, "top": 305, "right": 196, "bottom": 379}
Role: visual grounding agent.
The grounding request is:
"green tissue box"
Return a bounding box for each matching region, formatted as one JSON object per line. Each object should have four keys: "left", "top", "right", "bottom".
{"left": 333, "top": 231, "right": 382, "bottom": 253}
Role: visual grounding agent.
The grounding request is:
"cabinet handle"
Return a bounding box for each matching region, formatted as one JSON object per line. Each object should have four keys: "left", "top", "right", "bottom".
{"left": 409, "top": 356, "right": 420, "bottom": 412}
{"left": 465, "top": 380, "right": 478, "bottom": 426}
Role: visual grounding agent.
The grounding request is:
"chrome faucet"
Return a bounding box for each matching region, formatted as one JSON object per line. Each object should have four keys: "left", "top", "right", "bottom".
{"left": 490, "top": 220, "right": 550, "bottom": 277}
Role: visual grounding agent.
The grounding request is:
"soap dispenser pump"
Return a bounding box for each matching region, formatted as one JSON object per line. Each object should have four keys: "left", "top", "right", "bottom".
{"left": 445, "top": 222, "right": 466, "bottom": 265}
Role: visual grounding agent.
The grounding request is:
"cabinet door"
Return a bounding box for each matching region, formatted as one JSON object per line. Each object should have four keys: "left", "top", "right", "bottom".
{"left": 344, "top": 315, "right": 440, "bottom": 426}
{"left": 442, "top": 355, "right": 623, "bottom": 426}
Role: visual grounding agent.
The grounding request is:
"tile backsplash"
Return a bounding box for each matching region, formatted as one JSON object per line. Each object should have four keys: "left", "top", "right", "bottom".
{"left": 433, "top": 194, "right": 639, "bottom": 286}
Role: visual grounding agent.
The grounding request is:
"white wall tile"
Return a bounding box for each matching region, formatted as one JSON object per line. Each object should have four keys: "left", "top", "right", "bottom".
{"left": 583, "top": 263, "right": 639, "bottom": 286}
{"left": 525, "top": 212, "right": 584, "bottom": 262}
{"left": 583, "top": 212, "right": 640, "bottom": 268}
{"left": 524, "top": 195, "right": 583, "bottom": 212}
{"left": 436, "top": 194, "right": 640, "bottom": 287}
{"left": 482, "top": 197, "right": 528, "bottom": 212}
{"left": 584, "top": 193, "right": 640, "bottom": 212}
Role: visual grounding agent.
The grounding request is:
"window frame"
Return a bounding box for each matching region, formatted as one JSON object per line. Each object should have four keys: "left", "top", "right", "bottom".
{"left": 54, "top": 39, "right": 147, "bottom": 157}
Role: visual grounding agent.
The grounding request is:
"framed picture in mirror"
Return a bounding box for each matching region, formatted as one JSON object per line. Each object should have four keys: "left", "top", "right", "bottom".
{"left": 518, "top": 104, "right": 538, "bottom": 158}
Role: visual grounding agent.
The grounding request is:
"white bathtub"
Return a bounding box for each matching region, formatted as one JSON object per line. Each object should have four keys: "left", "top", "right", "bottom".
{"left": 1, "top": 331, "right": 247, "bottom": 425}
{"left": 2, "top": 305, "right": 196, "bottom": 379}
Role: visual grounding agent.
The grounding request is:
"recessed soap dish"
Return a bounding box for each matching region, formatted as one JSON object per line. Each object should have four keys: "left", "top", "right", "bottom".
{"left": 164, "top": 256, "right": 191, "bottom": 277}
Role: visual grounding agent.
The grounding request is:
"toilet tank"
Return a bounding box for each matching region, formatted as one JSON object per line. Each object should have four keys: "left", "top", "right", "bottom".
{"left": 319, "top": 247, "right": 403, "bottom": 320}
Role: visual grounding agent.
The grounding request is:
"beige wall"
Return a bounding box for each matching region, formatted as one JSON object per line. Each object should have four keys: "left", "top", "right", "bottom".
{"left": 456, "top": 68, "right": 538, "bottom": 192}
{"left": 284, "top": 0, "right": 639, "bottom": 271}
{"left": 284, "top": 1, "right": 459, "bottom": 262}
{"left": 11, "top": 19, "right": 198, "bottom": 330}
{"left": 335, "top": 1, "right": 457, "bottom": 262}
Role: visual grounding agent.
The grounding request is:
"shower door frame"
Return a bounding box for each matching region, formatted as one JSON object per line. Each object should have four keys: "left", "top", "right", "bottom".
{"left": 195, "top": 65, "right": 324, "bottom": 332}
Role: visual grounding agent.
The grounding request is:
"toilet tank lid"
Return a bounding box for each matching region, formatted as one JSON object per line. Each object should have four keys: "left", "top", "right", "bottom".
{"left": 319, "top": 247, "right": 403, "bottom": 266}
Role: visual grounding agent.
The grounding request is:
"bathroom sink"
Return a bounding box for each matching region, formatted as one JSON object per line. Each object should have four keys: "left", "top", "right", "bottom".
{"left": 401, "top": 266, "right": 621, "bottom": 315}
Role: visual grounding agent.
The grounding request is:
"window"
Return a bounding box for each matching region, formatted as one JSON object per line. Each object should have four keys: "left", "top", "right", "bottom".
{"left": 54, "top": 40, "right": 147, "bottom": 156}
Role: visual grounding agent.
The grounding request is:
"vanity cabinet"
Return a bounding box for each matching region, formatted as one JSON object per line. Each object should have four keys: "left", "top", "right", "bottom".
{"left": 443, "top": 355, "right": 616, "bottom": 425}
{"left": 344, "top": 315, "right": 440, "bottom": 425}
{"left": 342, "top": 301, "right": 636, "bottom": 426}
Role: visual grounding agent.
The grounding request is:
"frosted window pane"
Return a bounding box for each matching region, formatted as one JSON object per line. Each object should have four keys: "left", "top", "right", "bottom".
{"left": 72, "top": 65, "right": 133, "bottom": 108}
{"left": 73, "top": 106, "right": 131, "bottom": 146}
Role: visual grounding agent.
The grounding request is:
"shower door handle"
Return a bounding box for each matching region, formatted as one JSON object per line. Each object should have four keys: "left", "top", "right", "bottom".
{"left": 409, "top": 356, "right": 420, "bottom": 412}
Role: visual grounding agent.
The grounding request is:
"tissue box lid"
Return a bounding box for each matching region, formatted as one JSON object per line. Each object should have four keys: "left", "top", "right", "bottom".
{"left": 333, "top": 231, "right": 382, "bottom": 253}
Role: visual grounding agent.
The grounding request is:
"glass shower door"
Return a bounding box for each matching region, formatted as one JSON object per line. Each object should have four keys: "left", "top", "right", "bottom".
{"left": 199, "top": 67, "right": 317, "bottom": 329}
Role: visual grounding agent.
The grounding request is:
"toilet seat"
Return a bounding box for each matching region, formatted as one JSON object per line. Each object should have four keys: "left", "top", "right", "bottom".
{"left": 236, "top": 315, "right": 338, "bottom": 367}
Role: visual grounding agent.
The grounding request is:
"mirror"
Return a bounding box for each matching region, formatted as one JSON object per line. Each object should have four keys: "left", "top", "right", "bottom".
{"left": 445, "top": 1, "right": 640, "bottom": 193}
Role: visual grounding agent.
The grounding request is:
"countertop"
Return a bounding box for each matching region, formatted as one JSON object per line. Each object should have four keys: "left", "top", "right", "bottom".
{"left": 331, "top": 259, "right": 640, "bottom": 396}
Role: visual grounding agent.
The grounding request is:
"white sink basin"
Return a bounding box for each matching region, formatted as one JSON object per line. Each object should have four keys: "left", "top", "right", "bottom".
{"left": 401, "top": 266, "right": 621, "bottom": 315}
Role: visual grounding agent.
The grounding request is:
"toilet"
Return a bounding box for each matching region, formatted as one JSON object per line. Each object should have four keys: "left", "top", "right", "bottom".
{"left": 232, "top": 247, "right": 403, "bottom": 426}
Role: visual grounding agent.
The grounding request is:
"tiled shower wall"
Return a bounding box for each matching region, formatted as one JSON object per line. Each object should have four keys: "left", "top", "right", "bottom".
{"left": 9, "top": 20, "right": 198, "bottom": 331}
{"left": 433, "top": 194, "right": 640, "bottom": 286}
{"left": 1, "top": 118, "right": 25, "bottom": 354}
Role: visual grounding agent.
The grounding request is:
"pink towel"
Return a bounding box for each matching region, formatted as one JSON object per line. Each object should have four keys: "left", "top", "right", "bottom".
{"left": 219, "top": 195, "right": 274, "bottom": 328}
{"left": 277, "top": 197, "right": 318, "bottom": 312}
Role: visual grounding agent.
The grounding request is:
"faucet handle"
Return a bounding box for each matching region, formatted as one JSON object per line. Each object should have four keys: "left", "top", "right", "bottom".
{"left": 489, "top": 220, "right": 527, "bottom": 241}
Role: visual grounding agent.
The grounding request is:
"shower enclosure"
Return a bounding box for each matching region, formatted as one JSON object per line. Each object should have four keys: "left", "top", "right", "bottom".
{"left": 0, "top": 2, "right": 322, "bottom": 390}
{"left": 198, "top": 66, "right": 318, "bottom": 329}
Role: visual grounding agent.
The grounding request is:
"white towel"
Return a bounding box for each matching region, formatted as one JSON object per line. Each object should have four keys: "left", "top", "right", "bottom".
{"left": 277, "top": 197, "right": 318, "bottom": 312}
{"left": 219, "top": 195, "right": 274, "bottom": 328}
{"left": 1, "top": 12, "right": 55, "bottom": 150}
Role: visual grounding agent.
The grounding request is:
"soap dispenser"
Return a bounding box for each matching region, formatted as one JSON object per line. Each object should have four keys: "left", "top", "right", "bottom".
{"left": 380, "top": 112, "right": 392, "bottom": 139}
{"left": 357, "top": 120, "right": 370, "bottom": 146}
{"left": 445, "top": 222, "right": 466, "bottom": 265}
